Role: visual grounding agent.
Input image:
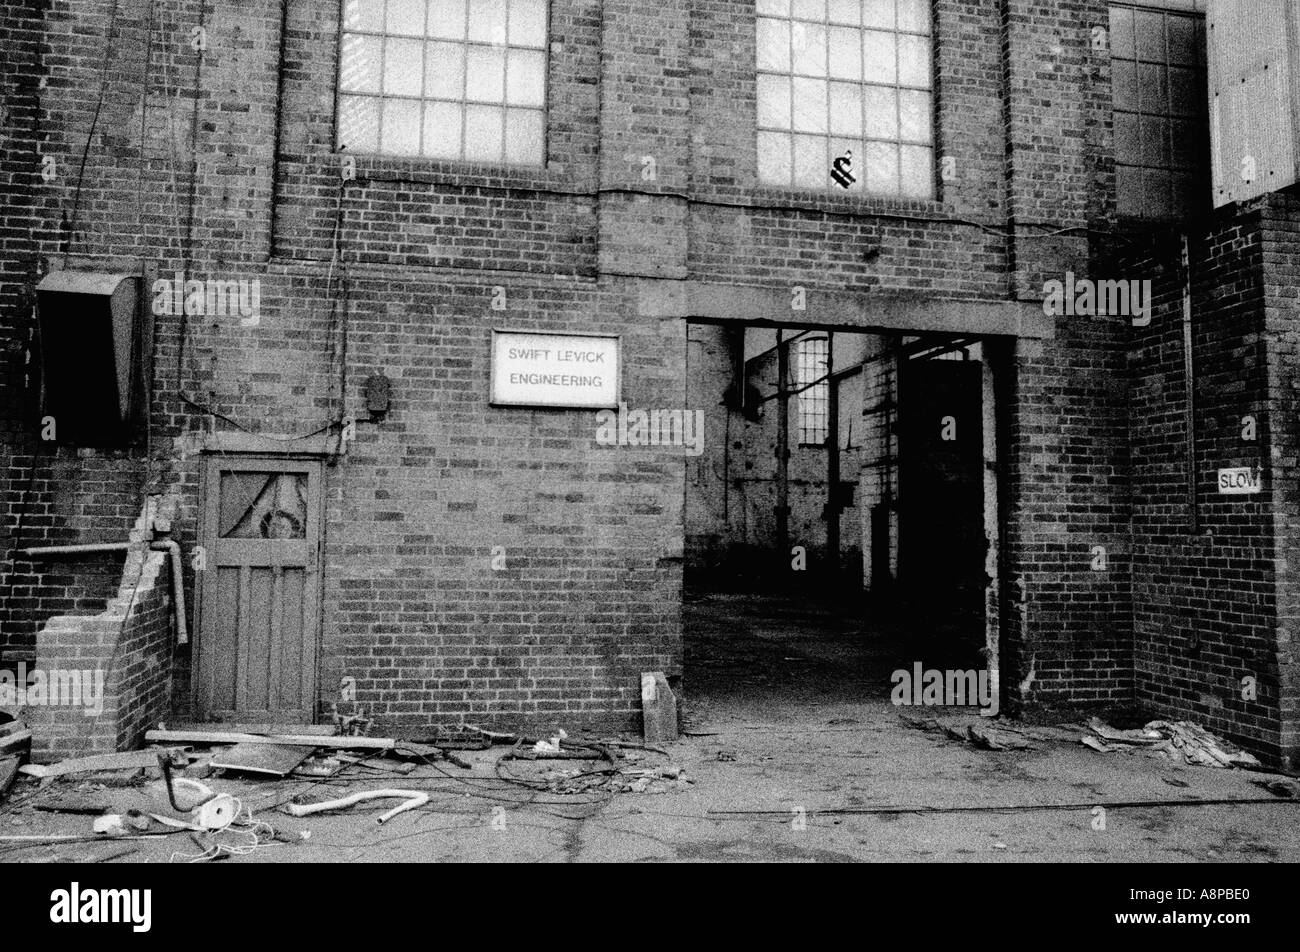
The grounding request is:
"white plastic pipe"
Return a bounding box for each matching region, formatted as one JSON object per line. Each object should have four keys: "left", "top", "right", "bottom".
{"left": 285, "top": 790, "right": 430, "bottom": 824}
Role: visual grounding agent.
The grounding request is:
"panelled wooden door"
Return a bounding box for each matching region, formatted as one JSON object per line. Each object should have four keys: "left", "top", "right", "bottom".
{"left": 197, "top": 457, "right": 323, "bottom": 722}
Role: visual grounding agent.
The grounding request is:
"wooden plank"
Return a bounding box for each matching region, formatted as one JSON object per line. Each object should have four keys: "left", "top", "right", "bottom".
{"left": 210, "top": 742, "right": 311, "bottom": 777}
{"left": 0, "top": 730, "right": 32, "bottom": 754}
{"left": 146, "top": 729, "right": 397, "bottom": 750}
{"left": 167, "top": 722, "right": 335, "bottom": 736}
{"left": 17, "top": 749, "right": 176, "bottom": 779}
{"left": 0, "top": 756, "right": 18, "bottom": 801}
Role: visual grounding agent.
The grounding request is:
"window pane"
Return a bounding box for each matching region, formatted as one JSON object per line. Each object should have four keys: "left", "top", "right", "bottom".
{"left": 465, "top": 45, "right": 505, "bottom": 101}
{"left": 509, "top": 0, "right": 548, "bottom": 47}
{"left": 387, "top": 0, "right": 426, "bottom": 36}
{"left": 1168, "top": 66, "right": 1199, "bottom": 116}
{"left": 896, "top": 0, "right": 930, "bottom": 34}
{"left": 1109, "top": 6, "right": 1135, "bottom": 59}
{"left": 1112, "top": 60, "right": 1137, "bottom": 111}
{"left": 862, "top": 0, "right": 893, "bottom": 29}
{"left": 505, "top": 108, "right": 544, "bottom": 163}
{"left": 1166, "top": 15, "right": 1197, "bottom": 65}
{"left": 829, "top": 27, "right": 862, "bottom": 80}
{"left": 1137, "top": 61, "right": 1168, "bottom": 112}
{"left": 384, "top": 38, "right": 424, "bottom": 96}
{"left": 340, "top": 34, "right": 382, "bottom": 93}
{"left": 758, "top": 131, "right": 793, "bottom": 183}
{"left": 829, "top": 139, "right": 863, "bottom": 191}
{"left": 863, "top": 30, "right": 896, "bottom": 83}
{"left": 758, "top": 0, "right": 791, "bottom": 15}
{"left": 793, "top": 134, "right": 826, "bottom": 186}
{"left": 791, "top": 22, "right": 827, "bottom": 75}
{"left": 758, "top": 73, "right": 793, "bottom": 128}
{"left": 1141, "top": 115, "right": 1170, "bottom": 167}
{"left": 898, "top": 89, "right": 930, "bottom": 141}
{"left": 863, "top": 84, "right": 897, "bottom": 138}
{"left": 425, "top": 41, "right": 465, "bottom": 98}
{"left": 830, "top": 82, "right": 863, "bottom": 136}
{"left": 464, "top": 103, "right": 504, "bottom": 159}
{"left": 428, "top": 0, "right": 466, "bottom": 39}
{"left": 423, "top": 100, "right": 462, "bottom": 157}
{"left": 1114, "top": 112, "right": 1140, "bottom": 165}
{"left": 1135, "top": 11, "right": 1165, "bottom": 61}
{"left": 757, "top": 18, "right": 791, "bottom": 72}
{"left": 381, "top": 98, "right": 422, "bottom": 153}
{"left": 344, "top": 0, "right": 385, "bottom": 32}
{"left": 865, "top": 140, "right": 899, "bottom": 192}
{"left": 898, "top": 33, "right": 930, "bottom": 87}
{"left": 793, "top": 0, "right": 826, "bottom": 20}
{"left": 792, "top": 77, "right": 828, "bottom": 132}
{"left": 828, "top": 0, "right": 859, "bottom": 26}
{"left": 506, "top": 48, "right": 546, "bottom": 106}
{"left": 900, "top": 144, "right": 933, "bottom": 198}
{"left": 467, "top": 0, "right": 508, "bottom": 44}
{"left": 338, "top": 95, "right": 380, "bottom": 152}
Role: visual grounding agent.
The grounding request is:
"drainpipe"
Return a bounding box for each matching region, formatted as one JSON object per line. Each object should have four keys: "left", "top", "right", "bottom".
{"left": 16, "top": 540, "right": 188, "bottom": 645}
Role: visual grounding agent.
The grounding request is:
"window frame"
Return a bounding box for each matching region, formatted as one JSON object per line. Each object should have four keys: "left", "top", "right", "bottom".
{"left": 333, "top": 0, "right": 552, "bottom": 168}
{"left": 754, "top": 0, "right": 938, "bottom": 200}
{"left": 1109, "top": 0, "right": 1210, "bottom": 221}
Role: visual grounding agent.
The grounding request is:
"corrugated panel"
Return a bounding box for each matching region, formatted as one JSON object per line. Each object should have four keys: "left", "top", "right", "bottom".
{"left": 1208, "top": 0, "right": 1298, "bottom": 206}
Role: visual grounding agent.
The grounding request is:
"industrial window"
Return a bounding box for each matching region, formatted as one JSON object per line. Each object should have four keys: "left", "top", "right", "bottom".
{"left": 336, "top": 0, "right": 548, "bottom": 165}
{"left": 755, "top": 0, "right": 935, "bottom": 198}
{"left": 1110, "top": 1, "right": 1210, "bottom": 220}
{"left": 796, "top": 336, "right": 830, "bottom": 446}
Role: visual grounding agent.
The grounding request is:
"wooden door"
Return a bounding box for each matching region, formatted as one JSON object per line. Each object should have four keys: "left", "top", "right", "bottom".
{"left": 197, "top": 457, "right": 322, "bottom": 722}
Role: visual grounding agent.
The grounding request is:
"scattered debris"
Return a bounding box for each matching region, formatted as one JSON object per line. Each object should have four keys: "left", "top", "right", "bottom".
{"left": 1253, "top": 777, "right": 1300, "bottom": 798}
{"left": 145, "top": 728, "right": 399, "bottom": 750}
{"left": 210, "top": 743, "right": 312, "bottom": 778}
{"left": 20, "top": 748, "right": 186, "bottom": 780}
{"left": 907, "top": 714, "right": 1040, "bottom": 751}
{"left": 716, "top": 750, "right": 737, "bottom": 762}
{"left": 532, "top": 729, "right": 568, "bottom": 754}
{"left": 1082, "top": 719, "right": 1262, "bottom": 769}
{"left": 286, "top": 789, "right": 428, "bottom": 824}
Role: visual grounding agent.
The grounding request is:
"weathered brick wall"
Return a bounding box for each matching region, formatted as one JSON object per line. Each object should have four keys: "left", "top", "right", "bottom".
{"left": 1, "top": 0, "right": 1144, "bottom": 737}
{"left": 28, "top": 503, "right": 174, "bottom": 761}
{"left": 996, "top": 0, "right": 1134, "bottom": 711}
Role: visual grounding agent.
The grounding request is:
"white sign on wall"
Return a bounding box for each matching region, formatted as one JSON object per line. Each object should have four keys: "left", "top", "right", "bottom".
{"left": 1217, "top": 467, "right": 1261, "bottom": 495}
{"left": 490, "top": 331, "right": 621, "bottom": 409}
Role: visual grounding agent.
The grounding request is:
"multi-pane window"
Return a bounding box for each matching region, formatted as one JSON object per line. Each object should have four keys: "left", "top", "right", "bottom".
{"left": 756, "top": 0, "right": 935, "bottom": 198}
{"left": 1110, "top": 1, "right": 1209, "bottom": 219}
{"left": 796, "top": 336, "right": 830, "bottom": 446}
{"left": 337, "top": 0, "right": 548, "bottom": 164}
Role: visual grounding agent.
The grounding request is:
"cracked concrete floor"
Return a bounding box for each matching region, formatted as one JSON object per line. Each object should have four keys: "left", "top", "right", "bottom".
{"left": 3, "top": 590, "right": 1299, "bottom": 862}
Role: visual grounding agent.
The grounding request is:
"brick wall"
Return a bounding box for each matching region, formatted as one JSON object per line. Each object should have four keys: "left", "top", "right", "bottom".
{"left": 27, "top": 501, "right": 175, "bottom": 761}
{"left": 0, "top": 0, "right": 1186, "bottom": 745}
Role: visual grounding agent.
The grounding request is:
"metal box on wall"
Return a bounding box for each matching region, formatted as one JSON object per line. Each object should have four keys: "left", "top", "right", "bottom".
{"left": 1209, "top": 0, "right": 1300, "bottom": 207}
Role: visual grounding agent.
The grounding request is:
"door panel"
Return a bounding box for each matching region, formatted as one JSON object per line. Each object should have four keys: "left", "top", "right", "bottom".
{"left": 198, "top": 458, "right": 322, "bottom": 722}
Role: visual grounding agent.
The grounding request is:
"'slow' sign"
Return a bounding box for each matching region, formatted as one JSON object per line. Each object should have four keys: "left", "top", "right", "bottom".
{"left": 1217, "top": 467, "right": 1261, "bottom": 495}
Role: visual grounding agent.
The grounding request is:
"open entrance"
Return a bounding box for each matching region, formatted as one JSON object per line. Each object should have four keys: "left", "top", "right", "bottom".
{"left": 683, "top": 323, "right": 1003, "bottom": 717}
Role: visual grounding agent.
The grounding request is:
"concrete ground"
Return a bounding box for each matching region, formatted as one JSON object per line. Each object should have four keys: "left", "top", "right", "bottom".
{"left": 3, "top": 590, "right": 1299, "bottom": 863}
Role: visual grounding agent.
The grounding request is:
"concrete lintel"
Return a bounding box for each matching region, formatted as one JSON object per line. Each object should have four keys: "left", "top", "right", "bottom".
{"left": 200, "top": 432, "right": 336, "bottom": 456}
{"left": 634, "top": 279, "right": 1054, "bottom": 339}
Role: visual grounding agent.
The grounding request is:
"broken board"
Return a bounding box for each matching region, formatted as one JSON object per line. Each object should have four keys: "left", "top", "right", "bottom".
{"left": 210, "top": 743, "right": 312, "bottom": 778}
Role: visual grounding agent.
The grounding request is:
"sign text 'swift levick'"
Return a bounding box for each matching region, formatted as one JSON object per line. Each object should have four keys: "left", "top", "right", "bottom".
{"left": 489, "top": 331, "right": 621, "bottom": 409}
